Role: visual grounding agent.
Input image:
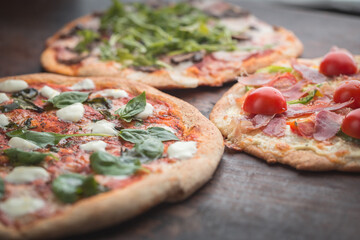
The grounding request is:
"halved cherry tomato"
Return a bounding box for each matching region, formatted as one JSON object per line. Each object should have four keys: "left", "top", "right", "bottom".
{"left": 319, "top": 50, "right": 358, "bottom": 77}
{"left": 243, "top": 87, "right": 287, "bottom": 115}
{"left": 334, "top": 80, "right": 360, "bottom": 109}
{"left": 342, "top": 109, "right": 360, "bottom": 139}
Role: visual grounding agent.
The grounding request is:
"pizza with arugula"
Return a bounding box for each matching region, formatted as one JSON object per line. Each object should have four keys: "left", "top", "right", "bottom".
{"left": 0, "top": 74, "right": 223, "bottom": 239}
{"left": 211, "top": 48, "right": 360, "bottom": 171}
{"left": 41, "top": 0, "right": 302, "bottom": 89}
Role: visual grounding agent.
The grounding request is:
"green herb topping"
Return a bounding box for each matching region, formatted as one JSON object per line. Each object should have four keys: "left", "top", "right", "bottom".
{"left": 115, "top": 91, "right": 146, "bottom": 122}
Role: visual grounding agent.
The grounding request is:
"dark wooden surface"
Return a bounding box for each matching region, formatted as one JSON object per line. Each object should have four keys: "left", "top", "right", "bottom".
{"left": 1, "top": 1, "right": 360, "bottom": 239}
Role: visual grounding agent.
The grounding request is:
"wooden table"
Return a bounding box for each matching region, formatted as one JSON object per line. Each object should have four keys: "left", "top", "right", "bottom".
{"left": 1, "top": 1, "right": 360, "bottom": 239}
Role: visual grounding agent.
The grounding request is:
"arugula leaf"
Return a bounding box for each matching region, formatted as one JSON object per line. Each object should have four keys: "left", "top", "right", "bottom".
{"left": 287, "top": 90, "right": 318, "bottom": 105}
{"left": 52, "top": 173, "right": 105, "bottom": 203}
{"left": 256, "top": 65, "right": 293, "bottom": 74}
{"left": 244, "top": 86, "right": 254, "bottom": 92}
{"left": 135, "top": 138, "right": 163, "bottom": 159}
{"left": 3, "top": 148, "right": 54, "bottom": 166}
{"left": 90, "top": 151, "right": 142, "bottom": 176}
{"left": 48, "top": 92, "right": 89, "bottom": 108}
{"left": 0, "top": 177, "right": 4, "bottom": 200}
{"left": 75, "top": 29, "right": 100, "bottom": 53}
{"left": 337, "top": 130, "right": 360, "bottom": 145}
{"left": 6, "top": 129, "right": 112, "bottom": 148}
{"left": 115, "top": 92, "right": 146, "bottom": 122}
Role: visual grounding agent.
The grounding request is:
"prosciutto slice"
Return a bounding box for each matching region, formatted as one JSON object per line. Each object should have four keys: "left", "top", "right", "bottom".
{"left": 297, "top": 121, "right": 315, "bottom": 138}
{"left": 313, "top": 110, "right": 343, "bottom": 141}
{"left": 291, "top": 60, "right": 327, "bottom": 83}
{"left": 281, "top": 79, "right": 307, "bottom": 101}
{"left": 237, "top": 74, "right": 272, "bottom": 86}
{"left": 262, "top": 115, "right": 286, "bottom": 137}
{"left": 285, "top": 99, "right": 354, "bottom": 118}
{"left": 245, "top": 114, "right": 275, "bottom": 129}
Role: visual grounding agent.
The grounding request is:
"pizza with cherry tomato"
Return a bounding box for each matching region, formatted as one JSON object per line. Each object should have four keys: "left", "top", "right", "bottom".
{"left": 0, "top": 74, "right": 223, "bottom": 239}
{"left": 41, "top": 0, "right": 302, "bottom": 89}
{"left": 210, "top": 47, "right": 360, "bottom": 171}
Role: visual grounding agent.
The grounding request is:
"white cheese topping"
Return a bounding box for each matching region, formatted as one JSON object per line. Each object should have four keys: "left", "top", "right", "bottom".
{"left": 0, "top": 79, "right": 28, "bottom": 92}
{"left": 0, "top": 93, "right": 9, "bottom": 103}
{"left": 8, "top": 137, "right": 39, "bottom": 151}
{"left": 70, "top": 78, "right": 95, "bottom": 90}
{"left": 96, "top": 89, "right": 128, "bottom": 99}
{"left": 80, "top": 140, "right": 107, "bottom": 152}
{"left": 168, "top": 72, "right": 199, "bottom": 88}
{"left": 5, "top": 166, "right": 50, "bottom": 184}
{"left": 89, "top": 120, "right": 118, "bottom": 136}
{"left": 135, "top": 103, "right": 154, "bottom": 119}
{"left": 39, "top": 86, "right": 60, "bottom": 99}
{"left": 0, "top": 114, "right": 9, "bottom": 128}
{"left": 0, "top": 196, "right": 45, "bottom": 218}
{"left": 167, "top": 141, "right": 197, "bottom": 160}
{"left": 56, "top": 103, "right": 84, "bottom": 122}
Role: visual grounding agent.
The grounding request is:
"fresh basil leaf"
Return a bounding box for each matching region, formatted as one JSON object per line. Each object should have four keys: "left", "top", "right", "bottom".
{"left": 86, "top": 97, "right": 112, "bottom": 110}
{"left": 0, "top": 102, "right": 19, "bottom": 113}
{"left": 12, "top": 88, "right": 38, "bottom": 100}
{"left": 0, "top": 177, "right": 4, "bottom": 199}
{"left": 48, "top": 92, "right": 89, "bottom": 108}
{"left": 3, "top": 148, "right": 53, "bottom": 166}
{"left": 256, "top": 65, "right": 293, "bottom": 74}
{"left": 119, "top": 129, "right": 148, "bottom": 144}
{"left": 147, "top": 127, "right": 179, "bottom": 142}
{"left": 337, "top": 130, "right": 360, "bottom": 145}
{"left": 115, "top": 92, "right": 146, "bottom": 122}
{"left": 90, "top": 151, "right": 141, "bottom": 176}
{"left": 52, "top": 173, "right": 105, "bottom": 203}
{"left": 0, "top": 99, "right": 43, "bottom": 113}
{"left": 99, "top": 110, "right": 116, "bottom": 120}
{"left": 135, "top": 138, "right": 163, "bottom": 160}
{"left": 6, "top": 129, "right": 112, "bottom": 148}
{"left": 287, "top": 90, "right": 317, "bottom": 105}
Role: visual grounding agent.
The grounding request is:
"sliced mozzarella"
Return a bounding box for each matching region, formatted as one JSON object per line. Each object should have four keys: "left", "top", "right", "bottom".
{"left": 0, "top": 114, "right": 9, "bottom": 128}
{"left": 0, "top": 79, "right": 28, "bottom": 92}
{"left": 96, "top": 89, "right": 128, "bottom": 98}
{"left": 5, "top": 166, "right": 49, "bottom": 184}
{"left": 135, "top": 103, "right": 154, "bottom": 119}
{"left": 39, "top": 86, "right": 60, "bottom": 99}
{"left": 8, "top": 137, "right": 39, "bottom": 151}
{"left": 167, "top": 141, "right": 197, "bottom": 160}
{"left": 70, "top": 78, "right": 95, "bottom": 90}
{"left": 89, "top": 120, "right": 118, "bottom": 136}
{"left": 0, "top": 93, "right": 9, "bottom": 103}
{"left": 0, "top": 196, "right": 45, "bottom": 218}
{"left": 56, "top": 103, "right": 84, "bottom": 122}
{"left": 168, "top": 72, "right": 198, "bottom": 88}
{"left": 80, "top": 140, "right": 107, "bottom": 152}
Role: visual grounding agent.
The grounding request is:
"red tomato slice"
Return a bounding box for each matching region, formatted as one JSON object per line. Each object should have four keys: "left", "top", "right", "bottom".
{"left": 319, "top": 50, "right": 358, "bottom": 77}
{"left": 334, "top": 80, "right": 360, "bottom": 109}
{"left": 342, "top": 109, "right": 360, "bottom": 139}
{"left": 243, "top": 87, "right": 287, "bottom": 115}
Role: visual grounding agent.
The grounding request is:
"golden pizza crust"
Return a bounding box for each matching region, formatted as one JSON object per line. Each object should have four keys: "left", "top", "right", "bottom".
{"left": 210, "top": 75, "right": 360, "bottom": 172}
{"left": 0, "top": 73, "right": 224, "bottom": 239}
{"left": 41, "top": 11, "right": 303, "bottom": 89}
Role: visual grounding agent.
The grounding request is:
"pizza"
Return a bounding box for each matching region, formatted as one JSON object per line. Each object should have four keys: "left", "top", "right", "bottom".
{"left": 210, "top": 47, "right": 360, "bottom": 171}
{"left": 0, "top": 74, "right": 224, "bottom": 239}
{"left": 41, "top": 0, "right": 303, "bottom": 89}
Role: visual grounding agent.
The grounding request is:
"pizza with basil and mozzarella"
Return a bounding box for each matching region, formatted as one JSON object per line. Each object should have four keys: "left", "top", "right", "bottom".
{"left": 41, "top": 0, "right": 303, "bottom": 89}
{"left": 210, "top": 47, "right": 360, "bottom": 171}
{"left": 0, "top": 74, "right": 224, "bottom": 239}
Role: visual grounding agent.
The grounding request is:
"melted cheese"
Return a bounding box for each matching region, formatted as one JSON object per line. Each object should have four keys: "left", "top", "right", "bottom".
{"left": 70, "top": 78, "right": 95, "bottom": 90}
{"left": 167, "top": 141, "right": 197, "bottom": 160}
{"left": 0, "top": 79, "right": 28, "bottom": 92}
{"left": 80, "top": 140, "right": 107, "bottom": 152}
{"left": 0, "top": 114, "right": 9, "bottom": 128}
{"left": 5, "top": 166, "right": 49, "bottom": 184}
{"left": 135, "top": 103, "right": 154, "bottom": 119}
{"left": 0, "top": 196, "right": 45, "bottom": 218}
{"left": 0, "top": 93, "right": 9, "bottom": 103}
{"left": 168, "top": 72, "right": 199, "bottom": 88}
{"left": 8, "top": 137, "right": 39, "bottom": 151}
{"left": 39, "top": 86, "right": 60, "bottom": 99}
{"left": 96, "top": 89, "right": 128, "bottom": 98}
{"left": 56, "top": 103, "right": 84, "bottom": 122}
{"left": 89, "top": 120, "right": 118, "bottom": 136}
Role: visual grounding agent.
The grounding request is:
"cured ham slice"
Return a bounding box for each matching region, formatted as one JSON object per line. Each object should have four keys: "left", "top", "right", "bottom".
{"left": 291, "top": 60, "right": 327, "bottom": 83}
{"left": 262, "top": 115, "right": 286, "bottom": 137}
{"left": 313, "top": 110, "right": 343, "bottom": 141}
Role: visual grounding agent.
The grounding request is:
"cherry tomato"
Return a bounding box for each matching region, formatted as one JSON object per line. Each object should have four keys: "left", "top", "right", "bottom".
{"left": 243, "top": 87, "right": 287, "bottom": 115}
{"left": 342, "top": 109, "right": 360, "bottom": 139}
{"left": 319, "top": 50, "right": 358, "bottom": 77}
{"left": 334, "top": 80, "right": 360, "bottom": 109}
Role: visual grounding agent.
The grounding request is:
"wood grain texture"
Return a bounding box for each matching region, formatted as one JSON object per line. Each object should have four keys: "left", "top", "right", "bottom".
{"left": 1, "top": 1, "right": 360, "bottom": 239}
